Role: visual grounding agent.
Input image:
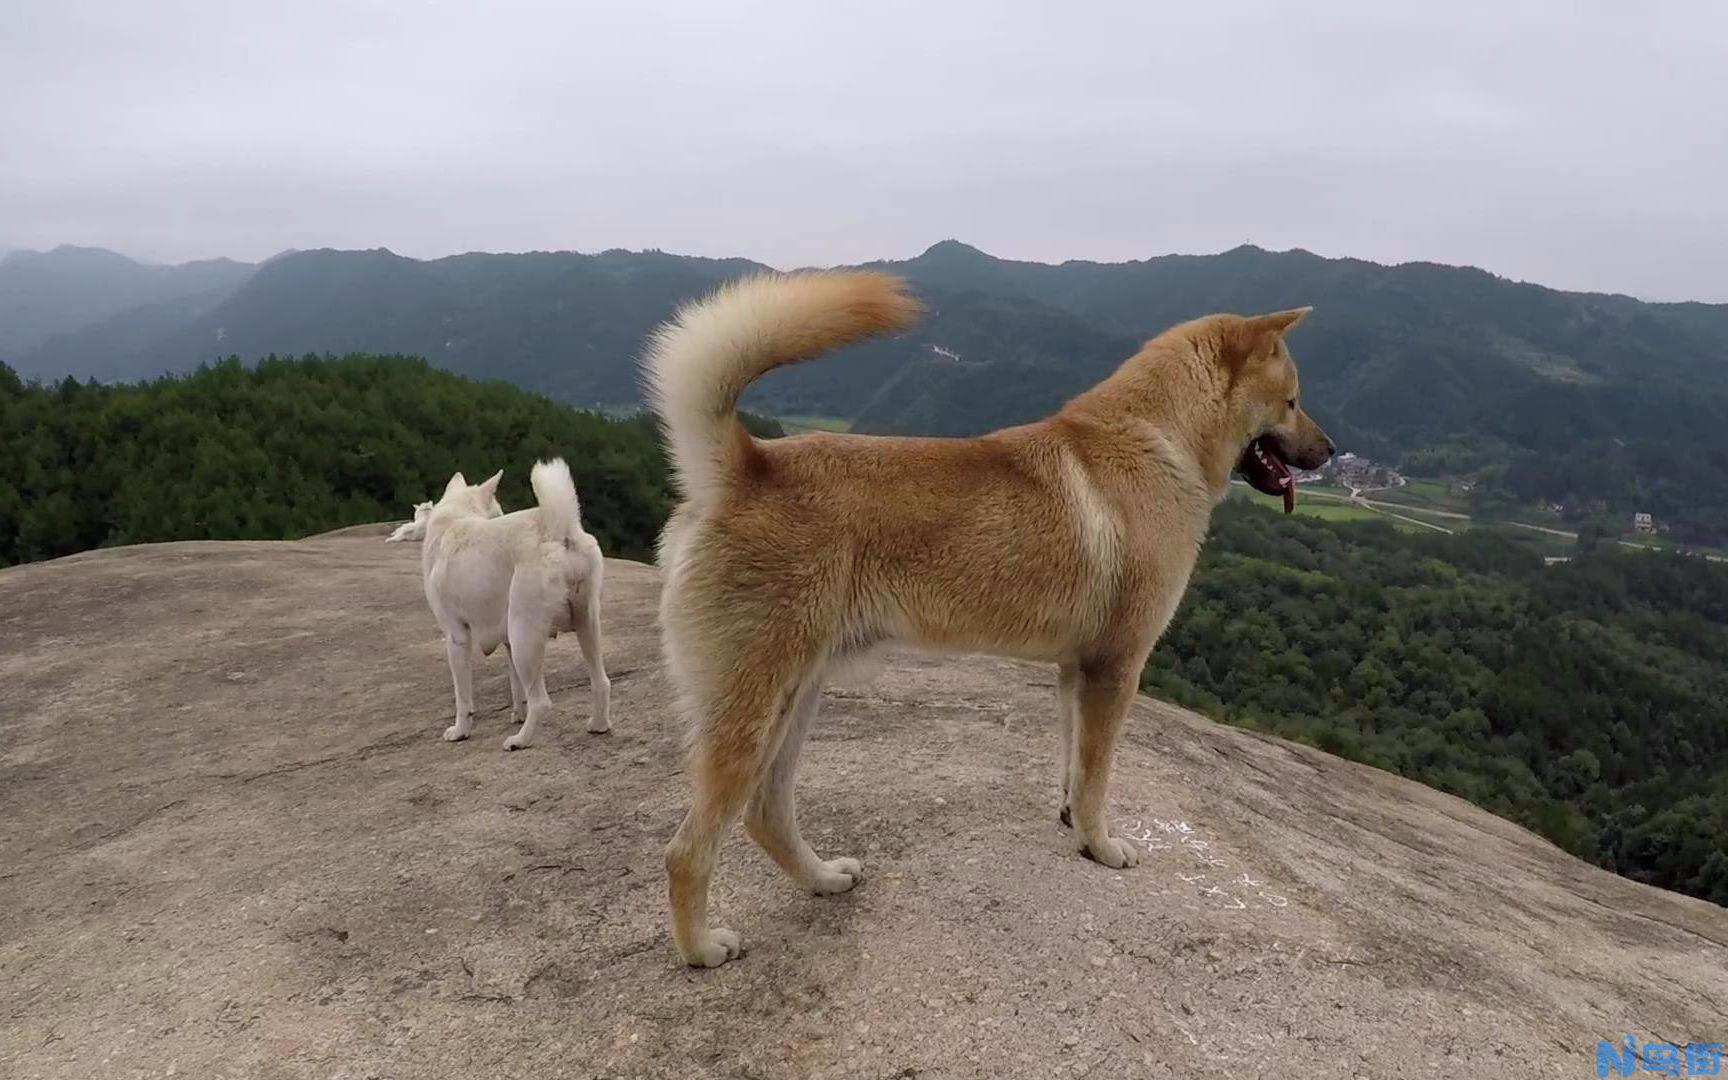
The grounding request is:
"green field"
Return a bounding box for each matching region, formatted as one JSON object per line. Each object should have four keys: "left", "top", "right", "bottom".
{"left": 777, "top": 415, "right": 852, "bottom": 433}
{"left": 1297, "top": 478, "right": 1355, "bottom": 498}
{"left": 1293, "top": 501, "right": 1385, "bottom": 525}
{"left": 1495, "top": 527, "right": 1577, "bottom": 559}
{"left": 1376, "top": 504, "right": 1465, "bottom": 531}
{"left": 1228, "top": 485, "right": 1416, "bottom": 529}
{"left": 1386, "top": 479, "right": 1469, "bottom": 511}
{"left": 1305, "top": 478, "right": 1474, "bottom": 534}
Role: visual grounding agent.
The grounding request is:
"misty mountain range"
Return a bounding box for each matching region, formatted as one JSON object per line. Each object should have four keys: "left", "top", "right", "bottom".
{"left": 6, "top": 239, "right": 1728, "bottom": 540}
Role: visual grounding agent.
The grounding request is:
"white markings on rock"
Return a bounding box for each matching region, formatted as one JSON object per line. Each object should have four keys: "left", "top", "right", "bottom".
{"left": 1117, "top": 816, "right": 1287, "bottom": 912}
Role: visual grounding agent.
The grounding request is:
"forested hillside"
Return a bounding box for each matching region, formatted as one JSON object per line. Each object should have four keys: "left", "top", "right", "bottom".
{"left": 0, "top": 355, "right": 684, "bottom": 565}
{"left": 10, "top": 239, "right": 1728, "bottom": 544}
{"left": 873, "top": 242, "right": 1728, "bottom": 546}
{"left": 1146, "top": 502, "right": 1728, "bottom": 905}
{"left": 0, "top": 245, "right": 253, "bottom": 359}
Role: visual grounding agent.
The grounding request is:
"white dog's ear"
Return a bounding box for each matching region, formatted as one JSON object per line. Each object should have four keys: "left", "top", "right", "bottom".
{"left": 444, "top": 472, "right": 467, "bottom": 496}
{"left": 478, "top": 469, "right": 503, "bottom": 497}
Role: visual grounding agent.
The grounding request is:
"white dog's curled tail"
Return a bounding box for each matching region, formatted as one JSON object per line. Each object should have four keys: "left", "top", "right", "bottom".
{"left": 531, "top": 458, "right": 582, "bottom": 545}
{"left": 641, "top": 271, "right": 921, "bottom": 508}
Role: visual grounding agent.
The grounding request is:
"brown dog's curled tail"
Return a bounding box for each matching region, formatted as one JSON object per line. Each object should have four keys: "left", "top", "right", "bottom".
{"left": 640, "top": 271, "right": 921, "bottom": 508}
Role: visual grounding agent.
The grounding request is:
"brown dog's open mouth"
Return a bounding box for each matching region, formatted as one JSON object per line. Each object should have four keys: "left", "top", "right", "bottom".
{"left": 1236, "top": 435, "right": 1296, "bottom": 513}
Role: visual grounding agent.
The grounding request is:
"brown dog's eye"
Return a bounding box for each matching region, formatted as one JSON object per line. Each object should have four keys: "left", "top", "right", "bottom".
{"left": 1286, "top": 398, "right": 1296, "bottom": 409}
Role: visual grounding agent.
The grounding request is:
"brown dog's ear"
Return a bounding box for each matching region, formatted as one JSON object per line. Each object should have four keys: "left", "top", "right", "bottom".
{"left": 1245, "top": 306, "right": 1312, "bottom": 341}
{"left": 1221, "top": 307, "right": 1312, "bottom": 383}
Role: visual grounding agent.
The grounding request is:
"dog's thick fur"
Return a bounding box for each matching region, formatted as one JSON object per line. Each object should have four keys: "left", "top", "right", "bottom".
{"left": 646, "top": 272, "right": 1332, "bottom": 967}
{"left": 420, "top": 460, "right": 611, "bottom": 750}
{"left": 386, "top": 500, "right": 433, "bottom": 543}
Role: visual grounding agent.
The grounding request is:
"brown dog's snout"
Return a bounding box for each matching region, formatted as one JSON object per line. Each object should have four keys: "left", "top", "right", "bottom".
{"left": 1286, "top": 410, "right": 1334, "bottom": 471}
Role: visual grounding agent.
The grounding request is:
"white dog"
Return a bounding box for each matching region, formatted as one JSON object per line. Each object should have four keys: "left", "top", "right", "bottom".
{"left": 387, "top": 501, "right": 433, "bottom": 542}
{"left": 420, "top": 460, "right": 611, "bottom": 749}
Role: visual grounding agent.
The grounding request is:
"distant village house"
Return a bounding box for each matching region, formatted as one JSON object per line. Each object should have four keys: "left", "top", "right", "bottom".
{"left": 1299, "top": 451, "right": 1404, "bottom": 491}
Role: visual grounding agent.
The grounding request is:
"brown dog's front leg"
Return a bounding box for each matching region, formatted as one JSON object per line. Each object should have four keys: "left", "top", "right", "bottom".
{"left": 1069, "top": 661, "right": 1142, "bottom": 869}
{"left": 1056, "top": 662, "right": 1081, "bottom": 828}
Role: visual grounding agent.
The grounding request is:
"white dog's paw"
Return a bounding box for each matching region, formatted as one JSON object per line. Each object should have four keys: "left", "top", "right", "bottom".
{"left": 684, "top": 928, "right": 744, "bottom": 968}
{"left": 810, "top": 857, "right": 864, "bottom": 896}
{"left": 502, "top": 732, "right": 534, "bottom": 751}
{"left": 1082, "top": 835, "right": 1142, "bottom": 869}
{"left": 586, "top": 717, "right": 611, "bottom": 734}
{"left": 442, "top": 725, "right": 470, "bottom": 743}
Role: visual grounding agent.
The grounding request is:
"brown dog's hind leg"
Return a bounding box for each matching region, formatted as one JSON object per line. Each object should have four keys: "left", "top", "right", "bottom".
{"left": 666, "top": 738, "right": 756, "bottom": 967}
{"left": 666, "top": 669, "right": 804, "bottom": 968}
{"left": 1069, "top": 660, "right": 1143, "bottom": 869}
{"left": 745, "top": 678, "right": 864, "bottom": 895}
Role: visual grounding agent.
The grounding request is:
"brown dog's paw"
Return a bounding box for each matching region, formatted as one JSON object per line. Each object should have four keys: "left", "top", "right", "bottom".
{"left": 1081, "top": 835, "right": 1142, "bottom": 869}
{"left": 683, "top": 928, "right": 744, "bottom": 968}
{"left": 810, "top": 856, "right": 864, "bottom": 895}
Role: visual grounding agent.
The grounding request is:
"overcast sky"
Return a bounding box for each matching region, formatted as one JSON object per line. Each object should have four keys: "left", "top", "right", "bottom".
{"left": 3, "top": 1, "right": 1725, "bottom": 301}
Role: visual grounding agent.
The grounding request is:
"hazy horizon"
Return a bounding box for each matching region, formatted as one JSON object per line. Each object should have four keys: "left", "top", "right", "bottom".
{"left": 5, "top": 2, "right": 1726, "bottom": 302}
{"left": 9, "top": 235, "right": 1727, "bottom": 309}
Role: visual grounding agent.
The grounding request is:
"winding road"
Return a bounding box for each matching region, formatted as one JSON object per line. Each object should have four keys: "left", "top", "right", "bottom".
{"left": 1291, "top": 483, "right": 1727, "bottom": 562}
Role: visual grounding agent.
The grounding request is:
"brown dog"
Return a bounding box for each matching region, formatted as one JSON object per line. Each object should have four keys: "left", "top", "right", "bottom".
{"left": 645, "top": 271, "right": 1332, "bottom": 967}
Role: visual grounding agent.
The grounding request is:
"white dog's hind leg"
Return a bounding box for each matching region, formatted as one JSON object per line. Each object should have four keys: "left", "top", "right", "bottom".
{"left": 574, "top": 582, "right": 611, "bottom": 734}
{"left": 502, "top": 622, "right": 551, "bottom": 751}
{"left": 503, "top": 643, "right": 526, "bottom": 724}
{"left": 743, "top": 679, "right": 862, "bottom": 895}
{"left": 442, "top": 633, "right": 477, "bottom": 742}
